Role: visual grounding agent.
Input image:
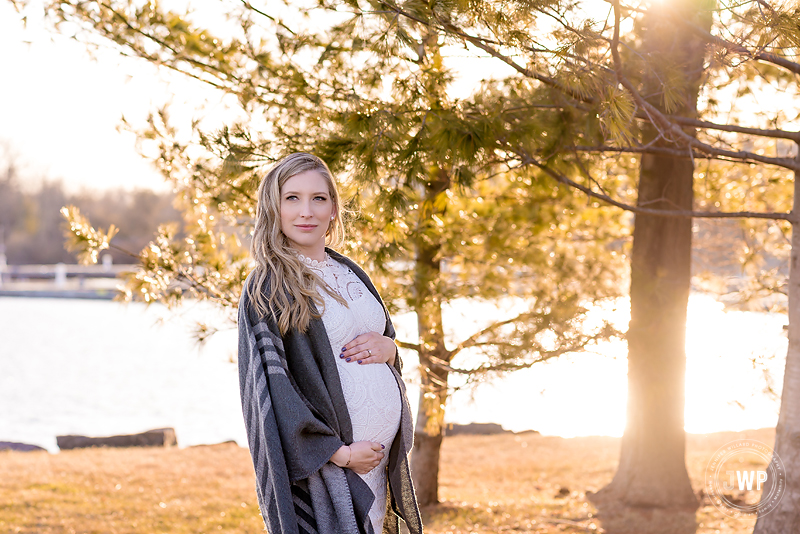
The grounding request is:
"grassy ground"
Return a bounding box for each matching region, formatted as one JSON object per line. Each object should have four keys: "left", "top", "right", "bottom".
{"left": 0, "top": 428, "right": 773, "bottom": 533}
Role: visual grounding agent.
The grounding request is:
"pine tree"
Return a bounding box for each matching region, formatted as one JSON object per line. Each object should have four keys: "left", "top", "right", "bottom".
{"left": 24, "top": 0, "right": 800, "bottom": 527}
{"left": 34, "top": 0, "right": 626, "bottom": 508}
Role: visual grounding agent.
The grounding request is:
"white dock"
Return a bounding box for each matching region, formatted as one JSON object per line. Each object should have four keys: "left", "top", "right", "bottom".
{"left": 0, "top": 258, "right": 136, "bottom": 300}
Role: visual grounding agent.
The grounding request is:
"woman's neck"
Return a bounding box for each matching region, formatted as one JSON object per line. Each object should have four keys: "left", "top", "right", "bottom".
{"left": 291, "top": 245, "right": 327, "bottom": 262}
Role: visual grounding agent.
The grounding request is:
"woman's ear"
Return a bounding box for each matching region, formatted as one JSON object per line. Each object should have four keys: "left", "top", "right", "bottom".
{"left": 326, "top": 208, "right": 335, "bottom": 235}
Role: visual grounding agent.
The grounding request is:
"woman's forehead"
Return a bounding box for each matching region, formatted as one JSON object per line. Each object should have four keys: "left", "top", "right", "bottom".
{"left": 281, "top": 170, "right": 329, "bottom": 193}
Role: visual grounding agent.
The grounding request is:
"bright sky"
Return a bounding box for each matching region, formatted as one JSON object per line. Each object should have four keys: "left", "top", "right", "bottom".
{"left": 0, "top": 3, "right": 164, "bottom": 192}
{"left": 3, "top": 0, "right": 787, "bottom": 196}
{"left": 0, "top": 1, "right": 245, "bottom": 194}
{"left": 0, "top": 0, "right": 513, "bottom": 195}
{"left": 0, "top": 1, "right": 789, "bottom": 437}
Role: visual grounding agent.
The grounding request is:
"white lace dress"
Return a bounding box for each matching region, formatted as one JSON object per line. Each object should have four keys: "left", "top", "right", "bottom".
{"left": 297, "top": 252, "right": 402, "bottom": 534}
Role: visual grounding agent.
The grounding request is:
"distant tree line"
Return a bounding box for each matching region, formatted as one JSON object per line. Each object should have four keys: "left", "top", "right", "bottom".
{"left": 0, "top": 162, "right": 180, "bottom": 265}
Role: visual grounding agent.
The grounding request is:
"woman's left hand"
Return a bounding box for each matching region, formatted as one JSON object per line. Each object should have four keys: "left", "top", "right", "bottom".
{"left": 340, "top": 332, "right": 397, "bottom": 367}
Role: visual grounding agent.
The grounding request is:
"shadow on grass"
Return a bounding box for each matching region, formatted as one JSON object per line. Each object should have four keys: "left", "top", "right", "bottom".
{"left": 420, "top": 499, "right": 602, "bottom": 533}
{"left": 587, "top": 493, "right": 698, "bottom": 534}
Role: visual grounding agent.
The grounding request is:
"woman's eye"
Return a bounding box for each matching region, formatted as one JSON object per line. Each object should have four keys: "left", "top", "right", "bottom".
{"left": 315, "top": 196, "right": 328, "bottom": 201}
{"left": 285, "top": 195, "right": 297, "bottom": 200}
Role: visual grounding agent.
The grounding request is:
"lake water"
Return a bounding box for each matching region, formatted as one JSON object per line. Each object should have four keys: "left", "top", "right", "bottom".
{"left": 0, "top": 294, "right": 787, "bottom": 452}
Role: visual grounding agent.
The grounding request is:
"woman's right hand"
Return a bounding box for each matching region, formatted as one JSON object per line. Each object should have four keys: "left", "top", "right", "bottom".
{"left": 330, "top": 441, "right": 385, "bottom": 474}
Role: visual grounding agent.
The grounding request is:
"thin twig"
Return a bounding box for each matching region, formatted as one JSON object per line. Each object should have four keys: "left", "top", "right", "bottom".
{"left": 512, "top": 148, "right": 796, "bottom": 222}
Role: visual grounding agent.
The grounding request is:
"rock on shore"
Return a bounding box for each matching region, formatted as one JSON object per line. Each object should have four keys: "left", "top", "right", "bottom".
{"left": 56, "top": 428, "right": 177, "bottom": 450}
{"left": 0, "top": 441, "right": 48, "bottom": 452}
{"left": 444, "top": 422, "right": 539, "bottom": 436}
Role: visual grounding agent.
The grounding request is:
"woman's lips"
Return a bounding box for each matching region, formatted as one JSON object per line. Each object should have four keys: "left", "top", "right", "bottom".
{"left": 296, "top": 225, "right": 317, "bottom": 230}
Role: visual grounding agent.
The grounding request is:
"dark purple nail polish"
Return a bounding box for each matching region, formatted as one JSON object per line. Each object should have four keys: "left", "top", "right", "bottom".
{"left": 357, "top": 360, "right": 362, "bottom": 364}
{"left": 381, "top": 444, "right": 385, "bottom": 449}
{"left": 345, "top": 357, "right": 351, "bottom": 362}
{"left": 339, "top": 353, "right": 344, "bottom": 358}
{"left": 341, "top": 347, "right": 347, "bottom": 352}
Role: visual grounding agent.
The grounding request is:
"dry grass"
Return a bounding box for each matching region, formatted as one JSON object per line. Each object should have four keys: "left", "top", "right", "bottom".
{"left": 430, "top": 428, "right": 774, "bottom": 534}
{"left": 0, "top": 429, "right": 774, "bottom": 533}
{"left": 0, "top": 443, "right": 261, "bottom": 534}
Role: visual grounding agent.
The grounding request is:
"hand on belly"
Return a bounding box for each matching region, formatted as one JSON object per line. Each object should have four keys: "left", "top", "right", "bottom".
{"left": 331, "top": 441, "right": 386, "bottom": 475}
{"left": 339, "top": 331, "right": 397, "bottom": 367}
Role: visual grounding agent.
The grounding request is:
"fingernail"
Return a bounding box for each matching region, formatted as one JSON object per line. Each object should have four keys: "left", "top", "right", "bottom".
{"left": 357, "top": 360, "right": 362, "bottom": 364}
{"left": 381, "top": 444, "right": 385, "bottom": 449}
{"left": 341, "top": 347, "right": 347, "bottom": 351}
{"left": 345, "top": 358, "right": 351, "bottom": 362}
{"left": 339, "top": 353, "right": 344, "bottom": 358}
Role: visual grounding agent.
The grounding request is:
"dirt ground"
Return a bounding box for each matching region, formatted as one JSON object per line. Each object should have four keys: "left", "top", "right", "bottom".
{"left": 0, "top": 428, "right": 774, "bottom": 533}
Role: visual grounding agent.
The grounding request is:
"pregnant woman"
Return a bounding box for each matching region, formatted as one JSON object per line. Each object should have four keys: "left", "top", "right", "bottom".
{"left": 237, "top": 152, "right": 423, "bottom": 534}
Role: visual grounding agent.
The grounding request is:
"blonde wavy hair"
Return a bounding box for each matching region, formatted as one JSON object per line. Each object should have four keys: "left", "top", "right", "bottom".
{"left": 246, "top": 152, "right": 348, "bottom": 335}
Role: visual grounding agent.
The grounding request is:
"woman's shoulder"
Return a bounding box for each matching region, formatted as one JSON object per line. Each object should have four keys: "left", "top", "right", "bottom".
{"left": 239, "top": 269, "right": 259, "bottom": 315}
{"left": 240, "top": 268, "right": 286, "bottom": 332}
{"left": 241, "top": 268, "right": 264, "bottom": 300}
{"left": 239, "top": 268, "right": 276, "bottom": 313}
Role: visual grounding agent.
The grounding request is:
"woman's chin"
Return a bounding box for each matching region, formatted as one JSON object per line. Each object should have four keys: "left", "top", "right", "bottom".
{"left": 287, "top": 236, "right": 325, "bottom": 253}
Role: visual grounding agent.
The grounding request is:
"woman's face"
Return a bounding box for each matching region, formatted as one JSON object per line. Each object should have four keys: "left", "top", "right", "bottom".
{"left": 279, "top": 170, "right": 335, "bottom": 258}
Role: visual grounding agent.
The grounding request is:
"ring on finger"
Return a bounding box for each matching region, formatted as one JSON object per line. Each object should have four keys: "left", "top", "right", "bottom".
{"left": 368, "top": 349, "right": 372, "bottom": 355}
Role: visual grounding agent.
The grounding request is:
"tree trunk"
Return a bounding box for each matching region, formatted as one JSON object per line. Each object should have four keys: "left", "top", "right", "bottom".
{"left": 753, "top": 143, "right": 800, "bottom": 532}
{"left": 410, "top": 169, "right": 450, "bottom": 506}
{"left": 594, "top": 143, "right": 699, "bottom": 509}
{"left": 591, "top": 0, "right": 710, "bottom": 514}
{"left": 411, "top": 362, "right": 448, "bottom": 506}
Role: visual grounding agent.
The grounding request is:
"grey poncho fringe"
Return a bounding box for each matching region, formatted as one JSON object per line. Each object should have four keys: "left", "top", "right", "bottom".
{"left": 237, "top": 248, "right": 424, "bottom": 534}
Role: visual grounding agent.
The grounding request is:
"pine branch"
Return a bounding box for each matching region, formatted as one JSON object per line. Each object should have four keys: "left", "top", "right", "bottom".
{"left": 605, "top": 0, "right": 800, "bottom": 77}
{"left": 570, "top": 144, "right": 791, "bottom": 166}
{"left": 439, "top": 341, "right": 601, "bottom": 375}
{"left": 439, "top": 0, "right": 800, "bottom": 148}
{"left": 662, "top": 116, "right": 800, "bottom": 143}
{"left": 375, "top": 0, "right": 595, "bottom": 107}
{"left": 677, "top": 9, "right": 800, "bottom": 76}
{"left": 378, "top": 0, "right": 800, "bottom": 160}
{"left": 240, "top": 1, "right": 297, "bottom": 36}
{"left": 512, "top": 148, "right": 796, "bottom": 222}
{"left": 627, "top": 77, "right": 799, "bottom": 170}
{"left": 98, "top": 1, "right": 237, "bottom": 84}
{"left": 448, "top": 311, "right": 541, "bottom": 358}
{"left": 608, "top": 1, "right": 800, "bottom": 172}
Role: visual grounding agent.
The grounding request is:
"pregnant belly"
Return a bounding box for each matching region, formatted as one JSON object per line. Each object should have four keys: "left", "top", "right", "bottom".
{"left": 337, "top": 361, "right": 402, "bottom": 445}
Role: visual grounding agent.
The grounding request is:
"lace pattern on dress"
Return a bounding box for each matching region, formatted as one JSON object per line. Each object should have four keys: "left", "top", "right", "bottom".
{"left": 297, "top": 251, "right": 402, "bottom": 534}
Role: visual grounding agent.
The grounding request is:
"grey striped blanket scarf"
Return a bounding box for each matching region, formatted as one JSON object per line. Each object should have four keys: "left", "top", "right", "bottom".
{"left": 237, "top": 248, "right": 424, "bottom": 534}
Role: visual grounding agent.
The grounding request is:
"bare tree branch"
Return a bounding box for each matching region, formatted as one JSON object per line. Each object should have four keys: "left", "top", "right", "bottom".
{"left": 510, "top": 147, "right": 796, "bottom": 222}
{"left": 376, "top": 0, "right": 596, "bottom": 107}
{"left": 605, "top": 1, "right": 800, "bottom": 172}
{"left": 662, "top": 115, "right": 800, "bottom": 143}
{"left": 240, "top": 0, "right": 297, "bottom": 36}
{"left": 396, "top": 340, "right": 421, "bottom": 352}
{"left": 448, "top": 310, "right": 542, "bottom": 358}
{"left": 678, "top": 12, "right": 800, "bottom": 76}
